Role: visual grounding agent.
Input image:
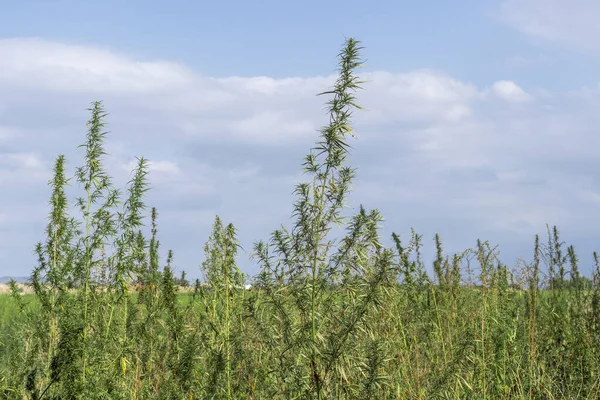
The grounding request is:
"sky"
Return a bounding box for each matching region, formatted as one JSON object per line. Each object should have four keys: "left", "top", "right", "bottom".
{"left": 2, "top": 0, "right": 600, "bottom": 280}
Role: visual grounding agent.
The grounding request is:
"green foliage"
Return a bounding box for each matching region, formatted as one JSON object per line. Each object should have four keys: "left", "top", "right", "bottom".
{"left": 1, "top": 37, "right": 600, "bottom": 399}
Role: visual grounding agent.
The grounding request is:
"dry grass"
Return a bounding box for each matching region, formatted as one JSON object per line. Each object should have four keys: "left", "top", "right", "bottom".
{"left": 0, "top": 283, "right": 33, "bottom": 295}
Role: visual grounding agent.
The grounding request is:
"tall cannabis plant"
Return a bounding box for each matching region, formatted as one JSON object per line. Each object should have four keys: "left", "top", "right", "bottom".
{"left": 252, "top": 38, "right": 394, "bottom": 399}
{"left": 200, "top": 215, "right": 244, "bottom": 399}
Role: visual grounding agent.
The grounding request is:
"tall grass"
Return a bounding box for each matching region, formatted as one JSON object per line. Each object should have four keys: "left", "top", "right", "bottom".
{"left": 1, "top": 37, "right": 600, "bottom": 399}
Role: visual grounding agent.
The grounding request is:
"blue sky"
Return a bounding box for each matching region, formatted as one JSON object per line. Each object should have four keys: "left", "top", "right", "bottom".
{"left": 2, "top": 0, "right": 600, "bottom": 280}
{"left": 4, "top": 0, "right": 600, "bottom": 86}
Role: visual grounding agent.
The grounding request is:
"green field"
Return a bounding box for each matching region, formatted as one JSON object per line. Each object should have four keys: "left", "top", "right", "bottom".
{"left": 1, "top": 39, "right": 600, "bottom": 399}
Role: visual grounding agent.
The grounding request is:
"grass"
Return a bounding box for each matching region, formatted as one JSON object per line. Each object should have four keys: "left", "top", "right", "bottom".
{"left": 1, "top": 37, "right": 600, "bottom": 399}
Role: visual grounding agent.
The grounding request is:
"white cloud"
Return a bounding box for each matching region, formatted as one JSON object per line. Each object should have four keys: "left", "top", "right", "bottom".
{"left": 1, "top": 37, "right": 599, "bottom": 278}
{"left": 148, "top": 160, "right": 181, "bottom": 176}
{"left": 0, "top": 127, "right": 13, "bottom": 142}
{"left": 0, "top": 152, "right": 43, "bottom": 169}
{"left": 488, "top": 80, "right": 532, "bottom": 102}
{"left": 230, "top": 110, "right": 316, "bottom": 141}
{"left": 0, "top": 38, "right": 482, "bottom": 144}
{"left": 361, "top": 70, "right": 477, "bottom": 125}
{"left": 0, "top": 38, "right": 197, "bottom": 93}
{"left": 0, "top": 152, "right": 49, "bottom": 186}
{"left": 498, "top": 0, "right": 600, "bottom": 53}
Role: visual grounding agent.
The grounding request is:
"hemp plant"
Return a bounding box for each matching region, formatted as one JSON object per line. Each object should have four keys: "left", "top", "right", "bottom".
{"left": 31, "top": 153, "right": 79, "bottom": 378}
{"left": 200, "top": 215, "right": 244, "bottom": 399}
{"left": 251, "top": 37, "right": 394, "bottom": 399}
{"left": 20, "top": 101, "right": 158, "bottom": 398}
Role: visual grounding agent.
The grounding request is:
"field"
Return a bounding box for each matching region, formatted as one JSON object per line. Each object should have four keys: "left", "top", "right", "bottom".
{"left": 1, "top": 38, "right": 600, "bottom": 399}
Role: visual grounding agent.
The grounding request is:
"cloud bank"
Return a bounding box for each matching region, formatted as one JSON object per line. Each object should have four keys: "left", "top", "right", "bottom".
{"left": 499, "top": 0, "right": 600, "bottom": 54}
{"left": 1, "top": 37, "right": 599, "bottom": 278}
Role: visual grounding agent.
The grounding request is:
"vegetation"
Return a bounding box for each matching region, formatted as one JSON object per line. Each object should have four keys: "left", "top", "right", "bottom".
{"left": 1, "top": 38, "right": 600, "bottom": 399}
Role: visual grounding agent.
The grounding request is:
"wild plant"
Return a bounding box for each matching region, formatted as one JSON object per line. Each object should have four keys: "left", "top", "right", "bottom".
{"left": 199, "top": 215, "right": 245, "bottom": 398}
{"left": 250, "top": 37, "right": 395, "bottom": 399}
{"left": 2, "top": 36, "right": 600, "bottom": 400}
